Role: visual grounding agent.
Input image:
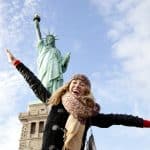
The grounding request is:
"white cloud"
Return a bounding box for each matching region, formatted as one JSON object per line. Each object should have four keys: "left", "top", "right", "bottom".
{"left": 0, "top": 60, "right": 40, "bottom": 150}
{"left": 90, "top": 0, "right": 119, "bottom": 16}
{"left": 0, "top": 71, "right": 26, "bottom": 149}
{"left": 90, "top": 0, "right": 150, "bottom": 105}
{"left": 0, "top": 116, "right": 21, "bottom": 150}
{"left": 0, "top": 1, "right": 41, "bottom": 149}
{"left": 0, "top": 71, "right": 20, "bottom": 115}
{"left": 0, "top": 0, "right": 41, "bottom": 49}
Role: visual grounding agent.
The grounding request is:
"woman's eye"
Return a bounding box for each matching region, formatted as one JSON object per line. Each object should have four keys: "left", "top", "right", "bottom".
{"left": 80, "top": 83, "right": 85, "bottom": 87}
{"left": 72, "top": 81, "right": 77, "bottom": 84}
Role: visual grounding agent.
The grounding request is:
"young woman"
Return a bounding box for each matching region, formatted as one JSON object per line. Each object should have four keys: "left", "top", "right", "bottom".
{"left": 5, "top": 49, "right": 150, "bottom": 150}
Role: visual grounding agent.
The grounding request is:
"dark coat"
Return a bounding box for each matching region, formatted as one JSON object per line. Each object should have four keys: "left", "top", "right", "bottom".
{"left": 16, "top": 63, "right": 144, "bottom": 150}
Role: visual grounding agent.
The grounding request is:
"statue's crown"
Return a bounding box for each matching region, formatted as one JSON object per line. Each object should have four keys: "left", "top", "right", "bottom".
{"left": 46, "top": 32, "right": 58, "bottom": 40}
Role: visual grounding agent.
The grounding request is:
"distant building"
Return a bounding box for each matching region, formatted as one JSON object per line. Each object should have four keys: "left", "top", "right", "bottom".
{"left": 19, "top": 102, "right": 48, "bottom": 150}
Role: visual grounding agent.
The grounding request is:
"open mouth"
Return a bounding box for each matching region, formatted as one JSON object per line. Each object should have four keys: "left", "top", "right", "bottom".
{"left": 72, "top": 90, "right": 80, "bottom": 96}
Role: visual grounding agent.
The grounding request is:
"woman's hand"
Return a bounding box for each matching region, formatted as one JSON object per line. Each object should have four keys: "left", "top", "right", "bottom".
{"left": 5, "top": 49, "right": 17, "bottom": 64}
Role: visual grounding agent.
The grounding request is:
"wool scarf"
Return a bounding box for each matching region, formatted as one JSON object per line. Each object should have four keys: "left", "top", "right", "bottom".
{"left": 62, "top": 92, "right": 99, "bottom": 150}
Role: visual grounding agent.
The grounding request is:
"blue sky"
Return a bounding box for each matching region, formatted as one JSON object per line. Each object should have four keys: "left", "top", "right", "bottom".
{"left": 0, "top": 0, "right": 150, "bottom": 149}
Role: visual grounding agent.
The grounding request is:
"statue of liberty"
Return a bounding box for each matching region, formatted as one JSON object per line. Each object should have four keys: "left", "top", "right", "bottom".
{"left": 33, "top": 14, "right": 70, "bottom": 93}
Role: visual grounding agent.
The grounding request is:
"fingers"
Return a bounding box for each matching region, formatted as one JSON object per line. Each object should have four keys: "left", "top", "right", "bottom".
{"left": 5, "top": 48, "right": 9, "bottom": 55}
{"left": 5, "top": 48, "right": 11, "bottom": 55}
{"left": 4, "top": 48, "right": 16, "bottom": 63}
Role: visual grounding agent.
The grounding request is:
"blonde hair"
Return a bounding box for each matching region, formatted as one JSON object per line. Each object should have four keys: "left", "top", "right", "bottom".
{"left": 47, "top": 82, "right": 70, "bottom": 105}
{"left": 47, "top": 79, "right": 95, "bottom": 106}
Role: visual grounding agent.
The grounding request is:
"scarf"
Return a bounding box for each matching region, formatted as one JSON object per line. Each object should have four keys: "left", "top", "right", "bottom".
{"left": 62, "top": 92, "right": 99, "bottom": 150}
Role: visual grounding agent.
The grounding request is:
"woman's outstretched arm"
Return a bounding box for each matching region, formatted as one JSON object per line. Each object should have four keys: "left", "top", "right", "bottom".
{"left": 5, "top": 49, "right": 51, "bottom": 103}
{"left": 90, "top": 113, "right": 150, "bottom": 128}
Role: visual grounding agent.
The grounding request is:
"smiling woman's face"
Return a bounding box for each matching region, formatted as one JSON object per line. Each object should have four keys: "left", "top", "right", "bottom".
{"left": 69, "top": 79, "right": 89, "bottom": 97}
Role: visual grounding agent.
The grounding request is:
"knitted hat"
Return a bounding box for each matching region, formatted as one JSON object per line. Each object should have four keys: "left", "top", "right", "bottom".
{"left": 70, "top": 74, "right": 91, "bottom": 89}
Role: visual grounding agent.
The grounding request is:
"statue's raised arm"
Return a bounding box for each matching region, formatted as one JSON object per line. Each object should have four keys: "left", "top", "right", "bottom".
{"left": 33, "top": 14, "right": 42, "bottom": 42}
